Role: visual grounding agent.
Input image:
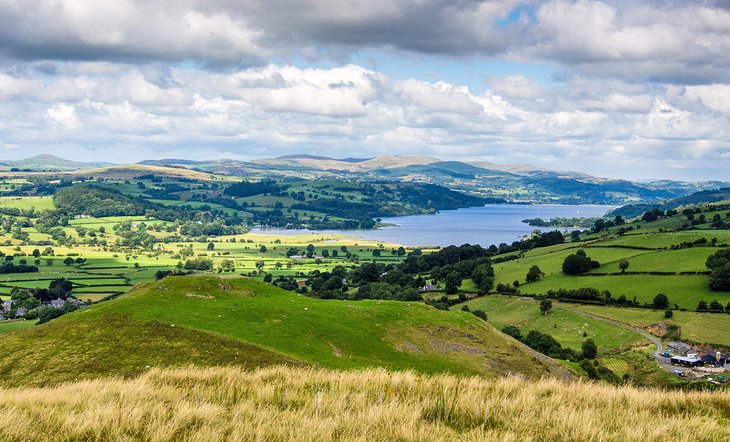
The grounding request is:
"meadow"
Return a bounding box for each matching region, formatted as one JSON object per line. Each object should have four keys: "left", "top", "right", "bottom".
{"left": 597, "top": 230, "right": 730, "bottom": 248}
{"left": 492, "top": 245, "right": 652, "bottom": 286}
{"left": 0, "top": 319, "right": 37, "bottom": 334}
{"left": 570, "top": 304, "right": 730, "bottom": 348}
{"left": 0, "top": 196, "right": 55, "bottom": 211}
{"left": 593, "top": 247, "right": 717, "bottom": 273}
{"left": 524, "top": 274, "right": 722, "bottom": 309}
{"left": 0, "top": 365, "right": 726, "bottom": 441}
{"left": 492, "top": 222, "right": 730, "bottom": 310}
{"left": 463, "top": 295, "right": 645, "bottom": 352}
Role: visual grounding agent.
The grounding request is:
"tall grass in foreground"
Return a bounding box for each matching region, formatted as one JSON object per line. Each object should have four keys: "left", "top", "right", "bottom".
{"left": 0, "top": 365, "right": 727, "bottom": 441}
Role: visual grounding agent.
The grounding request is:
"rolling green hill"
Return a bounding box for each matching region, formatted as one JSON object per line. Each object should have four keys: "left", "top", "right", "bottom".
{"left": 0, "top": 275, "right": 572, "bottom": 387}
{"left": 1, "top": 154, "right": 110, "bottom": 172}
{"left": 608, "top": 188, "right": 730, "bottom": 218}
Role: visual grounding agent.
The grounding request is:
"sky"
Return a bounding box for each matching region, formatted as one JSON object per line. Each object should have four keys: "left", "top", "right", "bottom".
{"left": 0, "top": 0, "right": 729, "bottom": 181}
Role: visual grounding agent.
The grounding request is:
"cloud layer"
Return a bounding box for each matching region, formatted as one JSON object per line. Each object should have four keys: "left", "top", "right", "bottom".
{"left": 0, "top": 0, "right": 728, "bottom": 180}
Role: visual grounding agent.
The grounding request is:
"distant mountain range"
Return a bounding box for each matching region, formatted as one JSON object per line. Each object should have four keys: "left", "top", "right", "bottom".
{"left": 2, "top": 154, "right": 728, "bottom": 206}
{"left": 138, "top": 154, "right": 729, "bottom": 205}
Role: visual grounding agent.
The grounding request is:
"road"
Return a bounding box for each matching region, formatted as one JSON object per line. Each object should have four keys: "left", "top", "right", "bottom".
{"left": 557, "top": 305, "right": 686, "bottom": 374}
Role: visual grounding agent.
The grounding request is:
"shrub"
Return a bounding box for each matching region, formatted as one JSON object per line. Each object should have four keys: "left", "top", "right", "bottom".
{"left": 709, "top": 300, "right": 724, "bottom": 311}
{"left": 525, "top": 265, "right": 544, "bottom": 283}
{"left": 652, "top": 293, "right": 670, "bottom": 310}
{"left": 562, "top": 250, "right": 599, "bottom": 275}
{"left": 540, "top": 299, "right": 553, "bottom": 314}
{"left": 471, "top": 310, "right": 487, "bottom": 322}
{"left": 581, "top": 339, "right": 598, "bottom": 359}
{"left": 501, "top": 325, "right": 522, "bottom": 341}
{"left": 706, "top": 249, "right": 730, "bottom": 291}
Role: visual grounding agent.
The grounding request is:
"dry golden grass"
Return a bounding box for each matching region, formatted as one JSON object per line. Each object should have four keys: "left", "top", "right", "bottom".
{"left": 0, "top": 365, "right": 727, "bottom": 441}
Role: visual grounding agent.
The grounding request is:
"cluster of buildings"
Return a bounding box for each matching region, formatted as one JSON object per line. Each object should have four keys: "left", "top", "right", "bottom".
{"left": 667, "top": 341, "right": 729, "bottom": 369}
{"left": 0, "top": 297, "right": 83, "bottom": 320}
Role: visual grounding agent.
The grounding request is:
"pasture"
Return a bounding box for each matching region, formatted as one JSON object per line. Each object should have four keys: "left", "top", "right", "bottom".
{"left": 0, "top": 196, "right": 55, "bottom": 211}
{"left": 597, "top": 231, "right": 730, "bottom": 249}
{"left": 524, "top": 273, "right": 723, "bottom": 310}
{"left": 570, "top": 304, "right": 730, "bottom": 348}
{"left": 463, "top": 295, "right": 645, "bottom": 352}
{"left": 0, "top": 319, "right": 37, "bottom": 334}
{"left": 592, "top": 247, "right": 716, "bottom": 273}
{"left": 493, "top": 245, "right": 652, "bottom": 285}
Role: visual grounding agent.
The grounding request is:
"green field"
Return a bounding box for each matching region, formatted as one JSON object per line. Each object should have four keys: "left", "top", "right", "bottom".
{"left": 570, "top": 304, "right": 730, "bottom": 348}
{"left": 597, "top": 231, "right": 730, "bottom": 249}
{"left": 601, "top": 357, "right": 630, "bottom": 378}
{"left": 0, "top": 196, "right": 55, "bottom": 211}
{"left": 72, "top": 278, "right": 129, "bottom": 286}
{"left": 0, "top": 319, "right": 38, "bottom": 334}
{"left": 493, "top": 246, "right": 651, "bottom": 285}
{"left": 72, "top": 286, "right": 129, "bottom": 293}
{"left": 592, "top": 247, "right": 716, "bottom": 273}
{"left": 463, "top": 295, "right": 646, "bottom": 352}
{"left": 522, "top": 273, "right": 725, "bottom": 310}
{"left": 486, "top": 208, "right": 730, "bottom": 348}
{"left": 73, "top": 293, "right": 116, "bottom": 302}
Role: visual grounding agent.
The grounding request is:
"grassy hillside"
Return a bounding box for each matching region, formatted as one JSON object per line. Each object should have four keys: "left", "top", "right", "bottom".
{"left": 0, "top": 311, "right": 298, "bottom": 388}
{"left": 0, "top": 365, "right": 726, "bottom": 441}
{"left": 464, "top": 295, "right": 645, "bottom": 351}
{"left": 0, "top": 275, "right": 571, "bottom": 387}
{"left": 609, "top": 188, "right": 730, "bottom": 218}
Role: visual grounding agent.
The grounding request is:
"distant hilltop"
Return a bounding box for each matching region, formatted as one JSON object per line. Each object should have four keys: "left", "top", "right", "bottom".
{"left": 0, "top": 154, "right": 111, "bottom": 172}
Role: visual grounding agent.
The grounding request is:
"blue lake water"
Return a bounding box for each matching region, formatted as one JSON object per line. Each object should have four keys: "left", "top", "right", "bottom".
{"left": 251, "top": 204, "right": 616, "bottom": 247}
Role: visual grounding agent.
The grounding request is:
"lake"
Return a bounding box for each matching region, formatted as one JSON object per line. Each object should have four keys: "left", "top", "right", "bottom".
{"left": 250, "top": 204, "right": 616, "bottom": 247}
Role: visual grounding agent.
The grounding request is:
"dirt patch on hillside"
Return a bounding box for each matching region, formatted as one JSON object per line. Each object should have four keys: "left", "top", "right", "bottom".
{"left": 395, "top": 341, "right": 422, "bottom": 354}
{"left": 329, "top": 342, "right": 343, "bottom": 358}
{"left": 430, "top": 340, "right": 487, "bottom": 355}
{"left": 645, "top": 321, "right": 680, "bottom": 340}
{"left": 186, "top": 293, "right": 215, "bottom": 300}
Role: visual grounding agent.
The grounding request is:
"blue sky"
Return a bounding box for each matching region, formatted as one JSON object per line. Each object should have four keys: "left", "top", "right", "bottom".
{"left": 0, "top": 0, "right": 728, "bottom": 181}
